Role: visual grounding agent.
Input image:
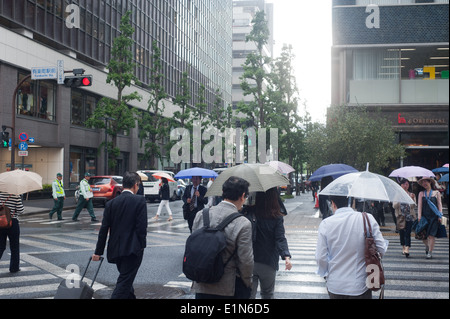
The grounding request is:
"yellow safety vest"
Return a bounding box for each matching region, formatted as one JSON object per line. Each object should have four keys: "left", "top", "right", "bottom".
{"left": 54, "top": 179, "right": 64, "bottom": 196}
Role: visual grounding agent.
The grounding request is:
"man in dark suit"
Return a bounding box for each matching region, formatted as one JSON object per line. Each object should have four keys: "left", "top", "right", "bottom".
{"left": 182, "top": 175, "right": 208, "bottom": 232}
{"left": 92, "top": 172, "right": 147, "bottom": 299}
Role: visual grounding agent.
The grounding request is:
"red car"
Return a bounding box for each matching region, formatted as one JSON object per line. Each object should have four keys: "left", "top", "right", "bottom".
{"left": 88, "top": 175, "right": 123, "bottom": 206}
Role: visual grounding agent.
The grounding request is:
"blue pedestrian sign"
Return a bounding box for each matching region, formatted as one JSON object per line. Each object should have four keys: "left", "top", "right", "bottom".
{"left": 19, "top": 142, "right": 28, "bottom": 151}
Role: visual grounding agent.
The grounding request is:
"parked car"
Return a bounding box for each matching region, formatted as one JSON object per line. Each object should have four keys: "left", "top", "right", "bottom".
{"left": 79, "top": 175, "right": 123, "bottom": 206}
{"left": 137, "top": 170, "right": 178, "bottom": 202}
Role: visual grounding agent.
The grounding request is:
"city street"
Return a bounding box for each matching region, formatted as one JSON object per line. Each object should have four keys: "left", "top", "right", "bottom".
{"left": 0, "top": 193, "right": 448, "bottom": 299}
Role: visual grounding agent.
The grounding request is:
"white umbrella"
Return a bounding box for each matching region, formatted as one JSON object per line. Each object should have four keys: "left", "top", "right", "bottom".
{"left": 205, "top": 163, "right": 290, "bottom": 197}
{"left": 137, "top": 172, "right": 148, "bottom": 181}
{"left": 152, "top": 171, "right": 176, "bottom": 182}
{"left": 0, "top": 170, "right": 43, "bottom": 195}
{"left": 320, "top": 170, "right": 415, "bottom": 205}
{"left": 266, "top": 161, "right": 295, "bottom": 174}
{"left": 389, "top": 166, "right": 435, "bottom": 179}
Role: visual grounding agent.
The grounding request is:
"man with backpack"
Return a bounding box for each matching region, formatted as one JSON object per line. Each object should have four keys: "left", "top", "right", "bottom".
{"left": 190, "top": 176, "right": 253, "bottom": 299}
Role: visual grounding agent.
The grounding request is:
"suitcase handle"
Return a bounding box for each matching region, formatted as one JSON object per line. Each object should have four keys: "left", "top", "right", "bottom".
{"left": 81, "top": 257, "right": 104, "bottom": 288}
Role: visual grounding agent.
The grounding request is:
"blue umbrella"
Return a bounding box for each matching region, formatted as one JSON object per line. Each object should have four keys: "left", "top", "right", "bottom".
{"left": 432, "top": 167, "right": 449, "bottom": 174}
{"left": 175, "top": 167, "right": 218, "bottom": 179}
{"left": 440, "top": 174, "right": 449, "bottom": 183}
{"left": 309, "top": 164, "right": 358, "bottom": 182}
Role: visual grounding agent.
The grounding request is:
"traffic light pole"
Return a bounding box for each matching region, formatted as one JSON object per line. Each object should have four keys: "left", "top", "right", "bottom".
{"left": 10, "top": 73, "right": 31, "bottom": 171}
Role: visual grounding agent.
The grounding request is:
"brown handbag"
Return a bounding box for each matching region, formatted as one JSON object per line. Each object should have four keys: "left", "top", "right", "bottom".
{"left": 396, "top": 214, "right": 406, "bottom": 231}
{"left": 362, "top": 212, "right": 385, "bottom": 292}
{"left": 0, "top": 196, "right": 13, "bottom": 229}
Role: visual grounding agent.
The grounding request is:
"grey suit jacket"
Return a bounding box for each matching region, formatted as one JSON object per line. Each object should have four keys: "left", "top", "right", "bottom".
{"left": 191, "top": 200, "right": 254, "bottom": 297}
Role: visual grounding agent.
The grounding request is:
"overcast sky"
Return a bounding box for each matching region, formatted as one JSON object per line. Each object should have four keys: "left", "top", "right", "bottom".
{"left": 269, "top": 0, "right": 332, "bottom": 123}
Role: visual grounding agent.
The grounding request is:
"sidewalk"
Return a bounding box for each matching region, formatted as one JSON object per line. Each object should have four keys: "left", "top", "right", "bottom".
{"left": 22, "top": 197, "right": 77, "bottom": 215}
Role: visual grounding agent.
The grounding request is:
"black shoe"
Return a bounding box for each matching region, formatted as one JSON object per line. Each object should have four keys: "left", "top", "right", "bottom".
{"left": 91, "top": 218, "right": 98, "bottom": 222}
{"left": 72, "top": 218, "right": 79, "bottom": 221}
{"left": 10, "top": 268, "right": 21, "bottom": 273}
{"left": 49, "top": 213, "right": 53, "bottom": 220}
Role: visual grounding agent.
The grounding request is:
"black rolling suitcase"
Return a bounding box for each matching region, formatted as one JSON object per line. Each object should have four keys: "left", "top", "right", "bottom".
{"left": 54, "top": 257, "right": 104, "bottom": 299}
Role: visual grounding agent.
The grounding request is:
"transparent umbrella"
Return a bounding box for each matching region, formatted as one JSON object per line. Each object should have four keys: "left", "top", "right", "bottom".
{"left": 319, "top": 170, "right": 415, "bottom": 205}
{"left": 205, "top": 164, "right": 290, "bottom": 197}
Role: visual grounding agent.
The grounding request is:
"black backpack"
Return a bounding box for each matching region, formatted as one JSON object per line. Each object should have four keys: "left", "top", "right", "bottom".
{"left": 183, "top": 208, "right": 244, "bottom": 283}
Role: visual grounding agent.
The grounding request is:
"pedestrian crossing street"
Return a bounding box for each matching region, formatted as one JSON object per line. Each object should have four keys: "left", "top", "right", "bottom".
{"left": 1, "top": 213, "right": 449, "bottom": 299}
{"left": 165, "top": 229, "right": 450, "bottom": 299}
{"left": 0, "top": 217, "right": 190, "bottom": 299}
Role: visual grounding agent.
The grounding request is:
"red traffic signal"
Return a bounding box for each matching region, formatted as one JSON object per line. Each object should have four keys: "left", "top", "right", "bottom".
{"left": 64, "top": 75, "right": 93, "bottom": 88}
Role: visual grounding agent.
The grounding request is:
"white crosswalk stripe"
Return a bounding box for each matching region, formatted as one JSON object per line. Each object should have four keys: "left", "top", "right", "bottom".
{"left": 5, "top": 212, "right": 448, "bottom": 299}
{"left": 0, "top": 227, "right": 189, "bottom": 299}
{"left": 162, "top": 229, "right": 329, "bottom": 299}
{"left": 163, "top": 228, "right": 450, "bottom": 299}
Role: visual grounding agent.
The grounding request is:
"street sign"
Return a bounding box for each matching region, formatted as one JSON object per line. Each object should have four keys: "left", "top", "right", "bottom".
{"left": 19, "top": 132, "right": 29, "bottom": 141}
{"left": 57, "top": 60, "right": 65, "bottom": 84}
{"left": 18, "top": 151, "right": 28, "bottom": 157}
{"left": 29, "top": 137, "right": 35, "bottom": 143}
{"left": 19, "top": 142, "right": 28, "bottom": 151}
{"left": 31, "top": 66, "right": 58, "bottom": 80}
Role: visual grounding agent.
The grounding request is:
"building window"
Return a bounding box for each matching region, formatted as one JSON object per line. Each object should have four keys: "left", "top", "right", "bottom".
{"left": 17, "top": 74, "right": 56, "bottom": 122}
{"left": 349, "top": 46, "right": 449, "bottom": 104}
{"left": 69, "top": 146, "right": 98, "bottom": 187}
{"left": 70, "top": 90, "right": 99, "bottom": 127}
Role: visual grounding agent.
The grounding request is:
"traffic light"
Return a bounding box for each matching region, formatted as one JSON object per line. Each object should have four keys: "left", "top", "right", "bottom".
{"left": 64, "top": 75, "right": 93, "bottom": 88}
{"left": 1, "top": 131, "right": 9, "bottom": 148}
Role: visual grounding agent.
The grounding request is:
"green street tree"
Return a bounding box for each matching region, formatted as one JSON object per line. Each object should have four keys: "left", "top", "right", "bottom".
{"left": 86, "top": 11, "right": 141, "bottom": 174}
{"left": 238, "top": 10, "right": 271, "bottom": 128}
{"left": 306, "top": 105, "right": 406, "bottom": 174}
{"left": 138, "top": 41, "right": 169, "bottom": 169}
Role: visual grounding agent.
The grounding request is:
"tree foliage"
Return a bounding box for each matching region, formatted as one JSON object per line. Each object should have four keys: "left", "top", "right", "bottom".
{"left": 86, "top": 11, "right": 141, "bottom": 173}
{"left": 305, "top": 106, "right": 406, "bottom": 174}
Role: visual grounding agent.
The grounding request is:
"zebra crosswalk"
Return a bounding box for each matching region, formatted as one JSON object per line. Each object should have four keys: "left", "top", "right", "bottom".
{"left": 0, "top": 223, "right": 189, "bottom": 299}
{"left": 162, "top": 229, "right": 329, "bottom": 299}
{"left": 3, "top": 211, "right": 448, "bottom": 299}
{"left": 163, "top": 228, "right": 450, "bottom": 299}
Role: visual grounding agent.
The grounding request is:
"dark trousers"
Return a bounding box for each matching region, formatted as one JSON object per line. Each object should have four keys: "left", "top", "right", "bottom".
{"left": 399, "top": 220, "right": 414, "bottom": 247}
{"left": 187, "top": 209, "right": 201, "bottom": 233}
{"left": 72, "top": 196, "right": 96, "bottom": 220}
{"left": 196, "top": 277, "right": 252, "bottom": 299}
{"left": 0, "top": 218, "right": 20, "bottom": 272}
{"left": 328, "top": 289, "right": 372, "bottom": 299}
{"left": 111, "top": 251, "right": 144, "bottom": 299}
{"left": 50, "top": 197, "right": 65, "bottom": 219}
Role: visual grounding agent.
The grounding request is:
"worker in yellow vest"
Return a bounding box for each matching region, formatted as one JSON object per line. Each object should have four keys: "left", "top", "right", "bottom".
{"left": 49, "top": 173, "right": 66, "bottom": 220}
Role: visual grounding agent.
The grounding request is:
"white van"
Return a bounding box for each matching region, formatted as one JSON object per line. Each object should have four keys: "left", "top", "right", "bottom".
{"left": 137, "top": 170, "right": 178, "bottom": 202}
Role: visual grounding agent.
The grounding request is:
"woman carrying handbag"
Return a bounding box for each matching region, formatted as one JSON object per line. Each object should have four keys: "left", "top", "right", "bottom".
{"left": 393, "top": 179, "right": 416, "bottom": 258}
{"left": 417, "top": 177, "right": 443, "bottom": 259}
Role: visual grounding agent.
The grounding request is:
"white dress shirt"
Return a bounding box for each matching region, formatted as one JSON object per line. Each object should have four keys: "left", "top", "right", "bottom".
{"left": 315, "top": 207, "right": 388, "bottom": 296}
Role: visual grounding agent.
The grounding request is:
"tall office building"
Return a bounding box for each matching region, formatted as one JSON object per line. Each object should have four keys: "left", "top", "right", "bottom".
{"left": 332, "top": 0, "right": 449, "bottom": 168}
{"left": 232, "top": 0, "right": 274, "bottom": 109}
{"left": 0, "top": 0, "right": 232, "bottom": 186}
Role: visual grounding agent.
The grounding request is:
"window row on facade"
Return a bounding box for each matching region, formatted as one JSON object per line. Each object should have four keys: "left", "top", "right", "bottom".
{"left": 345, "top": 46, "right": 449, "bottom": 104}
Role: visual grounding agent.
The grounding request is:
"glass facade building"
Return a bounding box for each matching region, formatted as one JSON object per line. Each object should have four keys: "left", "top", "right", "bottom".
{"left": 0, "top": 0, "right": 233, "bottom": 185}
{"left": 0, "top": 0, "right": 232, "bottom": 108}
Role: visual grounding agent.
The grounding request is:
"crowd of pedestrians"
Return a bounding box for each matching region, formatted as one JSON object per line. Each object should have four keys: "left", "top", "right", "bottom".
{"left": 0, "top": 166, "right": 447, "bottom": 300}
